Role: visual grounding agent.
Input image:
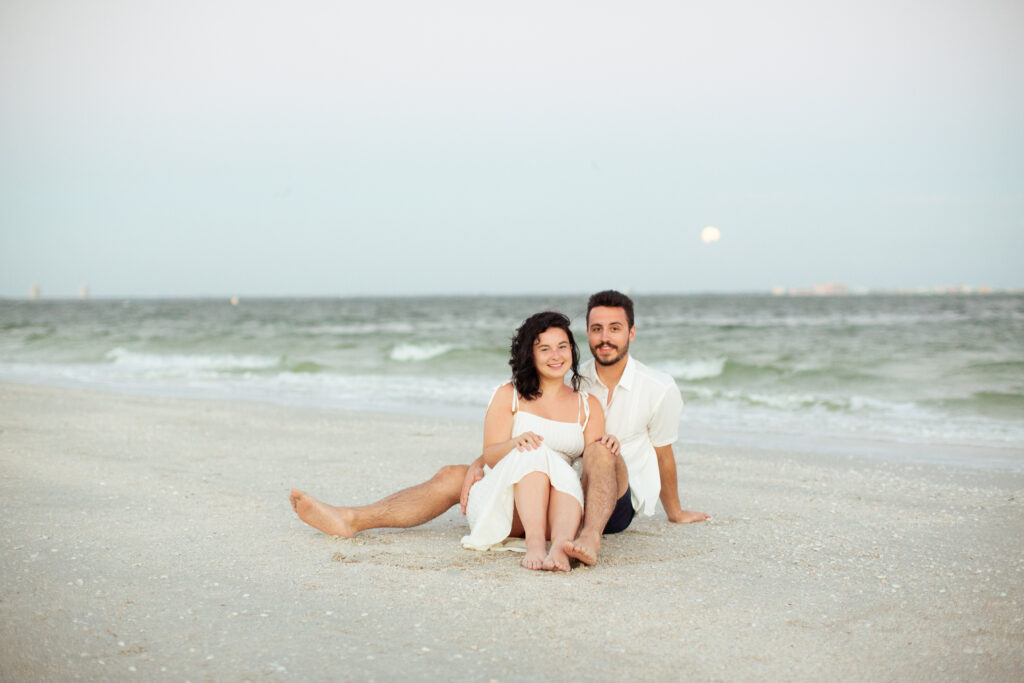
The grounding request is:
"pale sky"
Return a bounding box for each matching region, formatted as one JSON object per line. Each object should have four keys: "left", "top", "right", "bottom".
{"left": 1, "top": 1, "right": 1022, "bottom": 297}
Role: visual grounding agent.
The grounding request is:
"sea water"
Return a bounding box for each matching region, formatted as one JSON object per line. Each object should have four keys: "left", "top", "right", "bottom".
{"left": 2, "top": 294, "right": 1022, "bottom": 470}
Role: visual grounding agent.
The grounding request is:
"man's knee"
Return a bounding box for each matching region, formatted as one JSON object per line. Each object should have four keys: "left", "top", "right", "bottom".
{"left": 581, "top": 442, "right": 628, "bottom": 496}
{"left": 434, "top": 464, "right": 468, "bottom": 490}
{"left": 428, "top": 464, "right": 467, "bottom": 506}
{"left": 582, "top": 441, "right": 614, "bottom": 470}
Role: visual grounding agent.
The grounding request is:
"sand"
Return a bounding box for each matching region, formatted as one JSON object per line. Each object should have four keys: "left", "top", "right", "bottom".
{"left": 1, "top": 381, "right": 1022, "bottom": 681}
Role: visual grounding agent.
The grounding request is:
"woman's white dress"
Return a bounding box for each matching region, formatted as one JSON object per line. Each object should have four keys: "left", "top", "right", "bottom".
{"left": 461, "top": 389, "right": 588, "bottom": 551}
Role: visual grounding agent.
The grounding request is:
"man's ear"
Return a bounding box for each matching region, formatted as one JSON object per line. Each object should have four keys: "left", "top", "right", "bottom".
{"left": 629, "top": 326, "right": 636, "bottom": 342}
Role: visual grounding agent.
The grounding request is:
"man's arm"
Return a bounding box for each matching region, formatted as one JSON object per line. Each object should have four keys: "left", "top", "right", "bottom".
{"left": 655, "top": 444, "right": 709, "bottom": 523}
{"left": 654, "top": 444, "right": 684, "bottom": 520}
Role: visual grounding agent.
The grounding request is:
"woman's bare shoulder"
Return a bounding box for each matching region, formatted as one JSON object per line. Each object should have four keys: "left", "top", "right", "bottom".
{"left": 488, "top": 382, "right": 515, "bottom": 408}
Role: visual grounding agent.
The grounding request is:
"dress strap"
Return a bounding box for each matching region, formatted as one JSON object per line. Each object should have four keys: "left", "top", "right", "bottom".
{"left": 511, "top": 387, "right": 519, "bottom": 414}
{"left": 579, "top": 391, "right": 590, "bottom": 430}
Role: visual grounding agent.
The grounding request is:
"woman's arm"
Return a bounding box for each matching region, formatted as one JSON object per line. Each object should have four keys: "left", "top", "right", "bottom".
{"left": 582, "top": 394, "right": 606, "bottom": 445}
{"left": 584, "top": 394, "right": 621, "bottom": 455}
{"left": 480, "top": 383, "right": 543, "bottom": 467}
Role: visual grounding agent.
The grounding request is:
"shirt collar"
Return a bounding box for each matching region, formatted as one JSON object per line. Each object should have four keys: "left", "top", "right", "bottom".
{"left": 582, "top": 354, "right": 635, "bottom": 391}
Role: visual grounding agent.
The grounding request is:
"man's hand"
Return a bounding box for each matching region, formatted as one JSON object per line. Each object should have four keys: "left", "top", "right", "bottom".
{"left": 666, "top": 508, "right": 711, "bottom": 524}
{"left": 596, "top": 433, "right": 620, "bottom": 456}
{"left": 460, "top": 462, "right": 485, "bottom": 515}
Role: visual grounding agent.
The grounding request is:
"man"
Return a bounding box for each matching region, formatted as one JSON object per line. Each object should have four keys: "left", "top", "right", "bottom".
{"left": 560, "top": 289, "right": 709, "bottom": 565}
{"left": 289, "top": 290, "right": 707, "bottom": 566}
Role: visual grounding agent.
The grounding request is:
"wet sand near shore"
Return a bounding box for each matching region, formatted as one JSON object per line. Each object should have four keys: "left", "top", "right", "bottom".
{"left": 1, "top": 382, "right": 1022, "bottom": 681}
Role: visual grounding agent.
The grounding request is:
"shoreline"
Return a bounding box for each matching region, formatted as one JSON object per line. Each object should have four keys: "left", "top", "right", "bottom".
{"left": 4, "top": 375, "right": 1022, "bottom": 473}
{"left": 2, "top": 381, "right": 1022, "bottom": 680}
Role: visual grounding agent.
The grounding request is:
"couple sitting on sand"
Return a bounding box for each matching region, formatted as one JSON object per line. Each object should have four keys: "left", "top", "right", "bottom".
{"left": 290, "top": 290, "right": 708, "bottom": 571}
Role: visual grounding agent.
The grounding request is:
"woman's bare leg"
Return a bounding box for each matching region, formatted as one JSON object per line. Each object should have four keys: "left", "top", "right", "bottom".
{"left": 513, "top": 471, "right": 550, "bottom": 570}
{"left": 543, "top": 489, "right": 582, "bottom": 572}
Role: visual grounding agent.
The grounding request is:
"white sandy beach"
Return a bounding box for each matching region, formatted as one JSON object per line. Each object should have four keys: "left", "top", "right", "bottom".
{"left": 1, "top": 381, "right": 1022, "bottom": 681}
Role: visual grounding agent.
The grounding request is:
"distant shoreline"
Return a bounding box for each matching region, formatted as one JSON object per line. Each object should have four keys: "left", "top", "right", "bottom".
{"left": 4, "top": 289, "right": 1024, "bottom": 302}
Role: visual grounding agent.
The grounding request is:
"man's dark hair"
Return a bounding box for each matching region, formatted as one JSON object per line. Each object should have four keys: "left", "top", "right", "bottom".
{"left": 509, "top": 311, "right": 582, "bottom": 400}
{"left": 586, "top": 290, "right": 635, "bottom": 329}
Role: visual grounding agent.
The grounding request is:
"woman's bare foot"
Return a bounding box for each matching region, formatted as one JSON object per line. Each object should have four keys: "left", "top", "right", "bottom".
{"left": 542, "top": 540, "right": 572, "bottom": 572}
{"left": 667, "top": 509, "right": 710, "bottom": 523}
{"left": 522, "top": 537, "right": 547, "bottom": 570}
{"left": 563, "top": 529, "right": 600, "bottom": 566}
{"left": 289, "top": 489, "right": 357, "bottom": 538}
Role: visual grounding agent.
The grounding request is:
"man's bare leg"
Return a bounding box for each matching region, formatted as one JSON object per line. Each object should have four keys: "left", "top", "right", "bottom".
{"left": 563, "top": 442, "right": 629, "bottom": 566}
{"left": 289, "top": 464, "right": 466, "bottom": 538}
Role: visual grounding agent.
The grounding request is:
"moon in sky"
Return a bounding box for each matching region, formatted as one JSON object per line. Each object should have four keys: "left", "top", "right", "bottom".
{"left": 701, "top": 226, "right": 721, "bottom": 243}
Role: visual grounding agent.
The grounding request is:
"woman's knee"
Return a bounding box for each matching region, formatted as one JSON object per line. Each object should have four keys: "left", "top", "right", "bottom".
{"left": 519, "top": 470, "right": 551, "bottom": 486}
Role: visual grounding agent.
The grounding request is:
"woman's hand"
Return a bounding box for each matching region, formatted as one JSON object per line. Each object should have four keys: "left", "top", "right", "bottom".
{"left": 512, "top": 431, "right": 544, "bottom": 452}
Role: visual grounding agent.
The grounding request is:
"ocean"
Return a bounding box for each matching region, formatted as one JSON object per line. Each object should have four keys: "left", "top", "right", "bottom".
{"left": 2, "top": 294, "right": 1022, "bottom": 470}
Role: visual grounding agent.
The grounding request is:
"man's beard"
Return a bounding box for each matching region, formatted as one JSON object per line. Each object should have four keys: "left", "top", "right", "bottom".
{"left": 591, "top": 341, "right": 628, "bottom": 366}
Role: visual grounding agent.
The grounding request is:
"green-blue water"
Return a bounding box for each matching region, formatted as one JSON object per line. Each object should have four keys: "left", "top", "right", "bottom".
{"left": 2, "top": 294, "right": 1022, "bottom": 469}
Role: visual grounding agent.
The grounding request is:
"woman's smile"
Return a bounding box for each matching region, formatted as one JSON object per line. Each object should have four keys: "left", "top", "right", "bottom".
{"left": 533, "top": 326, "right": 573, "bottom": 379}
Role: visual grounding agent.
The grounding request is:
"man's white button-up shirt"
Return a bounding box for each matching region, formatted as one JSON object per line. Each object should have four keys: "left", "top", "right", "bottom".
{"left": 579, "top": 355, "right": 684, "bottom": 516}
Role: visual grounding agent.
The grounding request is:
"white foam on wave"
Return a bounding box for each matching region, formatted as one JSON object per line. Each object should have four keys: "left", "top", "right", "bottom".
{"left": 389, "top": 343, "right": 455, "bottom": 362}
{"left": 4, "top": 357, "right": 1023, "bottom": 452}
{"left": 297, "top": 322, "right": 416, "bottom": 336}
{"left": 655, "top": 358, "right": 727, "bottom": 380}
{"left": 105, "top": 347, "right": 280, "bottom": 372}
{"left": 690, "top": 386, "right": 923, "bottom": 414}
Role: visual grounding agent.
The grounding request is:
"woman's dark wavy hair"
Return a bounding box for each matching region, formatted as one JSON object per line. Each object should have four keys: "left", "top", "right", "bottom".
{"left": 509, "top": 311, "right": 582, "bottom": 400}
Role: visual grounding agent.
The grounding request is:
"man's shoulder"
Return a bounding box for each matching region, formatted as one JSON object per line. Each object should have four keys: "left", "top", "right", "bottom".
{"left": 629, "top": 357, "right": 677, "bottom": 391}
{"left": 578, "top": 359, "right": 597, "bottom": 378}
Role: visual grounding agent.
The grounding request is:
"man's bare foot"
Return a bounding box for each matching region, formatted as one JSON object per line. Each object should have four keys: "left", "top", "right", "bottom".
{"left": 542, "top": 540, "right": 572, "bottom": 572}
{"left": 563, "top": 530, "right": 600, "bottom": 566}
{"left": 289, "top": 489, "right": 357, "bottom": 538}
{"left": 522, "top": 537, "right": 547, "bottom": 570}
{"left": 667, "top": 509, "right": 710, "bottom": 524}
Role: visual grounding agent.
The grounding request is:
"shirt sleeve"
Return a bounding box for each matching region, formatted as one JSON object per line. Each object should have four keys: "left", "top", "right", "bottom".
{"left": 647, "top": 382, "right": 683, "bottom": 447}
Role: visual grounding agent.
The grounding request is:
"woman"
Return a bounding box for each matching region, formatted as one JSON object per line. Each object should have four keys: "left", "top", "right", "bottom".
{"left": 461, "top": 311, "right": 605, "bottom": 571}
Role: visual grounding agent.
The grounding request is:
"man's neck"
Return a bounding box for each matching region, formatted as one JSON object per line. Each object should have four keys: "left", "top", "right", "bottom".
{"left": 595, "top": 352, "right": 629, "bottom": 393}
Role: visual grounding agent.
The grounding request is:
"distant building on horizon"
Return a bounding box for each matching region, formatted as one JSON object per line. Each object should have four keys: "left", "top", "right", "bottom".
{"left": 777, "top": 282, "right": 850, "bottom": 296}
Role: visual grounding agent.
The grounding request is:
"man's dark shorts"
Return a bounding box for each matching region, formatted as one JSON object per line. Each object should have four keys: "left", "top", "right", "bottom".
{"left": 603, "top": 485, "right": 635, "bottom": 534}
